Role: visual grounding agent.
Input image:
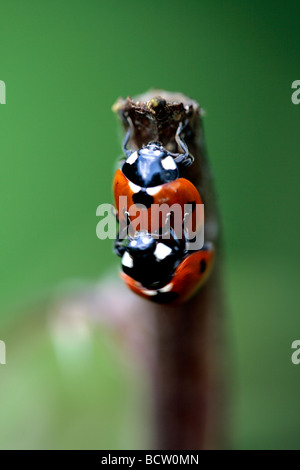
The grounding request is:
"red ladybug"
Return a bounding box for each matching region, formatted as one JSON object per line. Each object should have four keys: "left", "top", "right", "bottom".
{"left": 113, "top": 152, "right": 202, "bottom": 235}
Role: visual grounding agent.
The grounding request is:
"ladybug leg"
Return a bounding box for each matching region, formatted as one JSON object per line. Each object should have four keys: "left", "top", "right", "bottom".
{"left": 174, "top": 153, "right": 194, "bottom": 168}
{"left": 114, "top": 209, "right": 132, "bottom": 257}
{"left": 169, "top": 227, "right": 186, "bottom": 252}
{"left": 114, "top": 234, "right": 127, "bottom": 257}
{"left": 155, "top": 211, "right": 172, "bottom": 239}
{"left": 182, "top": 207, "right": 195, "bottom": 244}
{"left": 119, "top": 208, "right": 132, "bottom": 234}
{"left": 165, "top": 211, "right": 171, "bottom": 228}
{"left": 161, "top": 212, "right": 181, "bottom": 246}
{"left": 172, "top": 119, "right": 194, "bottom": 167}
{"left": 121, "top": 111, "right": 134, "bottom": 158}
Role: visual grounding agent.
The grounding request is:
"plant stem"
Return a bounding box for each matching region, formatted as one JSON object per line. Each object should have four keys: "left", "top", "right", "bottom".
{"left": 113, "top": 91, "right": 226, "bottom": 449}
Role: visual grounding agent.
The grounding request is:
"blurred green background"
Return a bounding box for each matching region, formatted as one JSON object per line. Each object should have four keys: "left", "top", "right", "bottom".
{"left": 0, "top": 0, "right": 299, "bottom": 449}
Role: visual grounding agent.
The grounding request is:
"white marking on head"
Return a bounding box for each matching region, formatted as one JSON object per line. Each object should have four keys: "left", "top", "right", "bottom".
{"left": 154, "top": 243, "right": 172, "bottom": 260}
{"left": 130, "top": 240, "right": 137, "bottom": 247}
{"left": 147, "top": 185, "right": 162, "bottom": 196}
{"left": 129, "top": 181, "right": 141, "bottom": 193}
{"left": 122, "top": 252, "right": 134, "bottom": 269}
{"left": 158, "top": 282, "right": 174, "bottom": 293}
{"left": 126, "top": 152, "right": 138, "bottom": 165}
{"left": 161, "top": 156, "right": 176, "bottom": 171}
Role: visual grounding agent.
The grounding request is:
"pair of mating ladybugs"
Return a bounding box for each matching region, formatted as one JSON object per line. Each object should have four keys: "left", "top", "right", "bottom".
{"left": 113, "top": 115, "right": 214, "bottom": 303}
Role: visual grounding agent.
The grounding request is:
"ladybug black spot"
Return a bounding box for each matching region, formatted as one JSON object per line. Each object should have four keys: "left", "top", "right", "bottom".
{"left": 132, "top": 190, "right": 154, "bottom": 208}
{"left": 199, "top": 259, "right": 206, "bottom": 273}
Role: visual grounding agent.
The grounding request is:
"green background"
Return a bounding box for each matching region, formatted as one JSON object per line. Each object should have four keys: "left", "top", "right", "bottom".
{"left": 0, "top": 0, "right": 299, "bottom": 449}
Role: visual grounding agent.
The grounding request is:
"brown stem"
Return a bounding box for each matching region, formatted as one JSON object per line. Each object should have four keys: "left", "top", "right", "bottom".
{"left": 113, "top": 91, "right": 226, "bottom": 450}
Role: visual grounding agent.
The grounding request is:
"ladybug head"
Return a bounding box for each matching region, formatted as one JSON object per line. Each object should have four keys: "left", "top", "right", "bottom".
{"left": 121, "top": 115, "right": 194, "bottom": 185}
{"left": 122, "top": 142, "right": 179, "bottom": 188}
{"left": 120, "top": 231, "right": 184, "bottom": 290}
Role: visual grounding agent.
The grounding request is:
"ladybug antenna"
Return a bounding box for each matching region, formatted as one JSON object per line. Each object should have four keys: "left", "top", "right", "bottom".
{"left": 121, "top": 112, "right": 134, "bottom": 158}
{"left": 172, "top": 119, "right": 194, "bottom": 167}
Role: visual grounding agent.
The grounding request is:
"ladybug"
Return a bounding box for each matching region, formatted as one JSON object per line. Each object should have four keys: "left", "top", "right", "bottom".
{"left": 113, "top": 119, "right": 203, "bottom": 240}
